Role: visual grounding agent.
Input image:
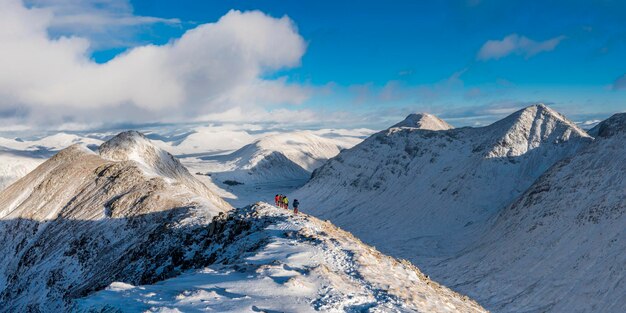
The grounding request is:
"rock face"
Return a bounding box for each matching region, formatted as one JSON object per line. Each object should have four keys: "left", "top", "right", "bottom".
{"left": 77, "top": 203, "right": 488, "bottom": 313}
{"left": 294, "top": 104, "right": 592, "bottom": 260}
{"left": 0, "top": 133, "right": 231, "bottom": 312}
{"left": 433, "top": 113, "right": 626, "bottom": 312}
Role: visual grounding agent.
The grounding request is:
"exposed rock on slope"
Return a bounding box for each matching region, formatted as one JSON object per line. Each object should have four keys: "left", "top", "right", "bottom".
{"left": 0, "top": 133, "right": 231, "bottom": 312}
{"left": 78, "top": 203, "right": 487, "bottom": 313}
{"left": 294, "top": 104, "right": 592, "bottom": 260}
{"left": 432, "top": 113, "right": 626, "bottom": 312}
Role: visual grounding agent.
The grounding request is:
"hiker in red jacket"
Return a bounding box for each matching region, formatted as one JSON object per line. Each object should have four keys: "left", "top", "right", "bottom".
{"left": 275, "top": 194, "right": 280, "bottom": 206}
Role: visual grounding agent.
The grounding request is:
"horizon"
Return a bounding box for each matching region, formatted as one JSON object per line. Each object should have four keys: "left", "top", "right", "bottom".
{"left": 1, "top": 0, "right": 625, "bottom": 135}
{"left": 0, "top": 102, "right": 609, "bottom": 140}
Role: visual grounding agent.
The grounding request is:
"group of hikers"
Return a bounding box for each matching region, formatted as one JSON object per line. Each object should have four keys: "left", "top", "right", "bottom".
{"left": 275, "top": 194, "right": 299, "bottom": 214}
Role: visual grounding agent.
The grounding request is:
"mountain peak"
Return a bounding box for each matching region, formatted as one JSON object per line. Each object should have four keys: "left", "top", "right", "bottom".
{"left": 589, "top": 113, "right": 626, "bottom": 138}
{"left": 505, "top": 103, "right": 581, "bottom": 130}
{"left": 99, "top": 130, "right": 149, "bottom": 159}
{"left": 99, "top": 130, "right": 190, "bottom": 180}
{"left": 391, "top": 113, "right": 453, "bottom": 130}
{"left": 483, "top": 103, "right": 591, "bottom": 158}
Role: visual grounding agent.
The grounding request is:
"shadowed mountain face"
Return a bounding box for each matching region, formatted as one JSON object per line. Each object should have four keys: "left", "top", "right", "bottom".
{"left": 0, "top": 134, "right": 231, "bottom": 312}
{"left": 294, "top": 104, "right": 593, "bottom": 260}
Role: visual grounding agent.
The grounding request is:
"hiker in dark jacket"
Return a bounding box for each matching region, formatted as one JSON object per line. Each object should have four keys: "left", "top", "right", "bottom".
{"left": 293, "top": 199, "right": 299, "bottom": 214}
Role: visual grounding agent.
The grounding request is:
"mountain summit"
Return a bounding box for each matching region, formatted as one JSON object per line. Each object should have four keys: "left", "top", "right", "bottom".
{"left": 485, "top": 103, "right": 590, "bottom": 158}
{"left": 391, "top": 113, "right": 453, "bottom": 130}
{"left": 99, "top": 130, "right": 189, "bottom": 179}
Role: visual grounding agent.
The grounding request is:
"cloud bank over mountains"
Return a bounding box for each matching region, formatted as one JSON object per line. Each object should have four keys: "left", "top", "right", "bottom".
{"left": 0, "top": 0, "right": 621, "bottom": 132}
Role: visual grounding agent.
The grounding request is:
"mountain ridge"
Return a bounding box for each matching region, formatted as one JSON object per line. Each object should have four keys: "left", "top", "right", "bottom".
{"left": 0, "top": 134, "right": 232, "bottom": 311}
{"left": 294, "top": 104, "right": 592, "bottom": 260}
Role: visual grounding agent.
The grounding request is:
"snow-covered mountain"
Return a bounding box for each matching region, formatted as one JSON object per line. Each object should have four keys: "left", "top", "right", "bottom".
{"left": 0, "top": 133, "right": 102, "bottom": 152}
{"left": 78, "top": 203, "right": 486, "bottom": 313}
{"left": 391, "top": 112, "right": 453, "bottom": 130}
{"left": 431, "top": 113, "right": 626, "bottom": 312}
{"left": 294, "top": 104, "right": 593, "bottom": 260}
{"left": 0, "top": 132, "right": 231, "bottom": 312}
{"left": 199, "top": 131, "right": 361, "bottom": 184}
{"left": 0, "top": 131, "right": 483, "bottom": 312}
{"left": 148, "top": 126, "right": 259, "bottom": 156}
{"left": 0, "top": 152, "right": 45, "bottom": 191}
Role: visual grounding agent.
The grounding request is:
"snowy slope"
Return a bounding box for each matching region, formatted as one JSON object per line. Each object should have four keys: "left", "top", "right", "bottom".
{"left": 430, "top": 113, "right": 626, "bottom": 312}
{"left": 149, "top": 126, "right": 259, "bottom": 156}
{"left": 0, "top": 133, "right": 231, "bottom": 312}
{"left": 199, "top": 131, "right": 361, "bottom": 184}
{"left": 78, "top": 203, "right": 487, "bottom": 313}
{"left": 0, "top": 133, "right": 102, "bottom": 152}
{"left": 294, "top": 104, "right": 592, "bottom": 260}
{"left": 0, "top": 152, "right": 45, "bottom": 191}
{"left": 0, "top": 133, "right": 103, "bottom": 191}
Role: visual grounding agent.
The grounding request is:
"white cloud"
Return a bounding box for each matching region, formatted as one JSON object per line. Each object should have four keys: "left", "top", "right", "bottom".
{"left": 24, "top": 0, "right": 181, "bottom": 49}
{"left": 477, "top": 34, "right": 566, "bottom": 60}
{"left": 0, "top": 0, "right": 308, "bottom": 127}
{"left": 25, "top": 0, "right": 180, "bottom": 28}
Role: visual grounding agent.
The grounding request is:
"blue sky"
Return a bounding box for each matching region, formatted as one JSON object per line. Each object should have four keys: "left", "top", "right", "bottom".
{"left": 2, "top": 0, "right": 625, "bottom": 131}
{"left": 122, "top": 0, "right": 626, "bottom": 125}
